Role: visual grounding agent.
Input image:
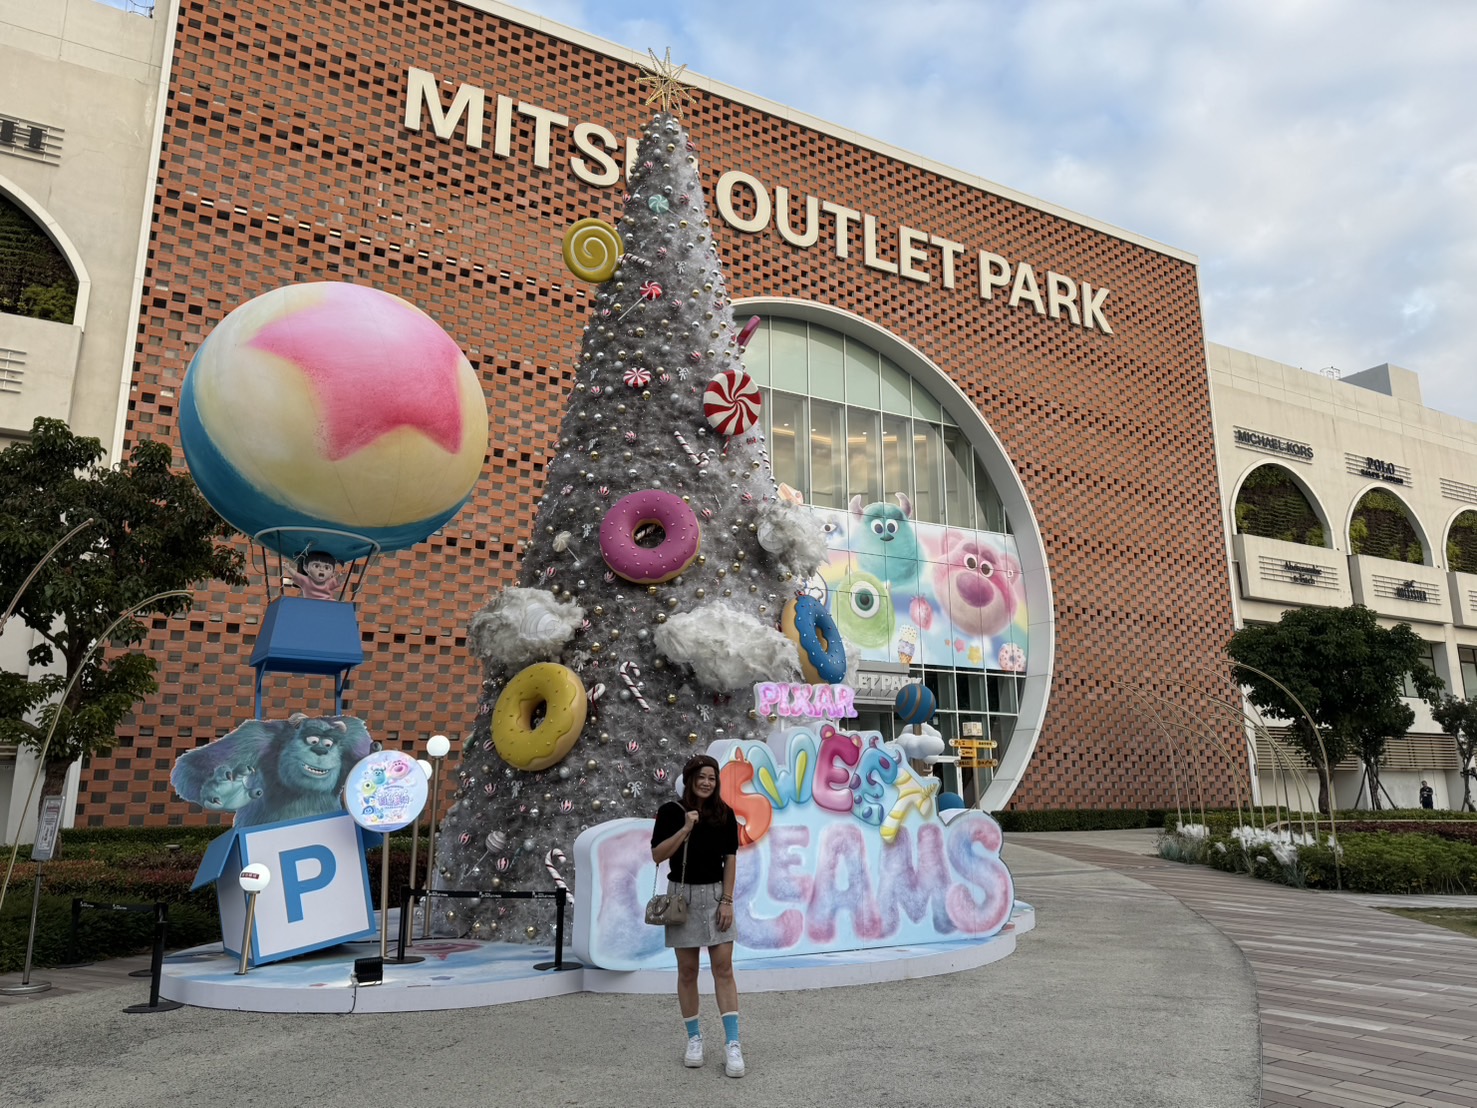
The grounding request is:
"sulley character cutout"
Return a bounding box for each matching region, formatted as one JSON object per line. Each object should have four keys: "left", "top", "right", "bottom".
{"left": 172, "top": 714, "right": 373, "bottom": 827}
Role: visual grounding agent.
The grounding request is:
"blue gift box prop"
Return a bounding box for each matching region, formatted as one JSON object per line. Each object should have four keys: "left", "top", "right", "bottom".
{"left": 192, "top": 811, "right": 376, "bottom": 967}
{"left": 248, "top": 596, "right": 366, "bottom": 716}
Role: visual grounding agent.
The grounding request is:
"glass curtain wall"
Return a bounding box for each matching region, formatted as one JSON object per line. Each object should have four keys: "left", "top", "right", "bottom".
{"left": 742, "top": 315, "right": 1020, "bottom": 804}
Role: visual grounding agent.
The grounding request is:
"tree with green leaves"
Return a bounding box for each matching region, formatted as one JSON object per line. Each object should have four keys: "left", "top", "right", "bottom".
{"left": 1227, "top": 604, "right": 1440, "bottom": 812}
{"left": 1428, "top": 694, "right": 1477, "bottom": 812}
{"left": 0, "top": 418, "right": 246, "bottom": 828}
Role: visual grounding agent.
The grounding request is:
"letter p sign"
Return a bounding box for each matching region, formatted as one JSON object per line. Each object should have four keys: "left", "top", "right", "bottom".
{"left": 279, "top": 844, "right": 337, "bottom": 924}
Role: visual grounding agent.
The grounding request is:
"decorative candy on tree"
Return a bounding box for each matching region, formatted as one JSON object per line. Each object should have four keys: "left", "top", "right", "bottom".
{"left": 434, "top": 56, "right": 831, "bottom": 942}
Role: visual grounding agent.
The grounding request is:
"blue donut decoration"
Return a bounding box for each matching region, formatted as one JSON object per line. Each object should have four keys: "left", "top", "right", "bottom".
{"left": 782, "top": 595, "right": 848, "bottom": 685}
{"left": 894, "top": 683, "right": 936, "bottom": 725}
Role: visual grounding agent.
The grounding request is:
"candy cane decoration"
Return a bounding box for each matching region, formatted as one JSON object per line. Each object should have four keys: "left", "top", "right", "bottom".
{"left": 619, "top": 660, "right": 650, "bottom": 711}
{"left": 673, "top": 430, "right": 710, "bottom": 467}
{"left": 544, "top": 847, "right": 572, "bottom": 904}
{"left": 588, "top": 681, "right": 606, "bottom": 719}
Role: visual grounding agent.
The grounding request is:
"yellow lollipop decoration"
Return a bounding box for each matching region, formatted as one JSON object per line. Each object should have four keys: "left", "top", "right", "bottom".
{"left": 562, "top": 218, "right": 625, "bottom": 283}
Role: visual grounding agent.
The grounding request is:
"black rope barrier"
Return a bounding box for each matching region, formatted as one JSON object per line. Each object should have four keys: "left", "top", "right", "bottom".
{"left": 53, "top": 897, "right": 182, "bottom": 1012}
{"left": 395, "top": 886, "right": 582, "bottom": 971}
{"left": 57, "top": 897, "right": 156, "bottom": 969}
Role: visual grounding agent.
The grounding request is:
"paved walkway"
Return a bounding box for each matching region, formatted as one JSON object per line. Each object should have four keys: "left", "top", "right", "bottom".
{"left": 2, "top": 829, "right": 1474, "bottom": 1108}
{"left": 1021, "top": 830, "right": 1477, "bottom": 1108}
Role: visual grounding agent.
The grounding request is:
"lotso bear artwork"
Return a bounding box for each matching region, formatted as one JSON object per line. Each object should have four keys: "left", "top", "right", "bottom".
{"left": 171, "top": 714, "right": 374, "bottom": 826}
{"left": 807, "top": 495, "right": 1028, "bottom": 672}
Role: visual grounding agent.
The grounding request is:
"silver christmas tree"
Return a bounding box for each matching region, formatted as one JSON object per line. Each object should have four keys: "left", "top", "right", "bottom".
{"left": 434, "top": 82, "right": 827, "bottom": 941}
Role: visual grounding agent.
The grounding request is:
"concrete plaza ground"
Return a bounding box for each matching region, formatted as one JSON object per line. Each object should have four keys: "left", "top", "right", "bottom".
{"left": 1, "top": 829, "right": 1473, "bottom": 1108}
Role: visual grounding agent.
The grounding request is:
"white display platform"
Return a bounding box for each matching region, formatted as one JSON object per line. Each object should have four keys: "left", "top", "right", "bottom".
{"left": 158, "top": 901, "right": 1035, "bottom": 1014}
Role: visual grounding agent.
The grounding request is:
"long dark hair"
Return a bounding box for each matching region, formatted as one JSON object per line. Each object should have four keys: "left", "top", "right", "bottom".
{"left": 680, "top": 755, "right": 732, "bottom": 826}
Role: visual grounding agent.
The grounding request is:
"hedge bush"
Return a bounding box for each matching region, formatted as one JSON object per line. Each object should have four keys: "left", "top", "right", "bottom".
{"left": 1162, "top": 828, "right": 1477, "bottom": 895}
{"left": 0, "top": 828, "right": 423, "bottom": 971}
{"left": 1163, "top": 808, "right": 1477, "bottom": 836}
{"left": 993, "top": 809, "right": 1167, "bottom": 832}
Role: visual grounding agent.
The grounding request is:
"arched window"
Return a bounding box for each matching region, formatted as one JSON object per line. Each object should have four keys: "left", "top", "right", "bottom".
{"left": 1350, "top": 488, "right": 1424, "bottom": 564}
{"left": 0, "top": 194, "right": 78, "bottom": 322}
{"left": 1447, "top": 510, "right": 1477, "bottom": 573}
{"left": 743, "top": 313, "right": 1033, "bottom": 808}
{"left": 1234, "top": 464, "right": 1326, "bottom": 547}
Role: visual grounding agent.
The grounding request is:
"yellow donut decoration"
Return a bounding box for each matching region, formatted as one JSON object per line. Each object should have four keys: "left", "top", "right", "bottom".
{"left": 491, "top": 663, "right": 589, "bottom": 771}
{"left": 562, "top": 218, "right": 625, "bottom": 283}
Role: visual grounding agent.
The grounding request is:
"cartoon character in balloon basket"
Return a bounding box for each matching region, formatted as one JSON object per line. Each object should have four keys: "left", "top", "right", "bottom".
{"left": 286, "top": 551, "right": 343, "bottom": 601}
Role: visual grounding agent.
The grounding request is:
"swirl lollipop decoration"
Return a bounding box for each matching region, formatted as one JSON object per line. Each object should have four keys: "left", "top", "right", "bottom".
{"left": 703, "top": 368, "right": 762, "bottom": 436}
{"left": 562, "top": 218, "right": 625, "bottom": 283}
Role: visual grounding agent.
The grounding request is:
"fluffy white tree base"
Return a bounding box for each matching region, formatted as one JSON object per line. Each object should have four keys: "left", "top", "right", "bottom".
{"left": 468, "top": 587, "right": 585, "bottom": 670}
{"left": 654, "top": 603, "right": 802, "bottom": 690}
{"left": 756, "top": 499, "right": 830, "bottom": 577}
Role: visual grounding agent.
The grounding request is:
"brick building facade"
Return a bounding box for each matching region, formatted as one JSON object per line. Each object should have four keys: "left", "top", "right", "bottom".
{"left": 81, "top": 0, "right": 1241, "bottom": 824}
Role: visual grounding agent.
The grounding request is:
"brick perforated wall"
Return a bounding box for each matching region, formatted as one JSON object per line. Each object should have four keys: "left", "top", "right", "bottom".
{"left": 82, "top": 0, "right": 1242, "bottom": 824}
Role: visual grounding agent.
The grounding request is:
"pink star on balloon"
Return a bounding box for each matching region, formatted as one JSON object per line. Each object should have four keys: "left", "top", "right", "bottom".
{"left": 248, "top": 284, "right": 465, "bottom": 461}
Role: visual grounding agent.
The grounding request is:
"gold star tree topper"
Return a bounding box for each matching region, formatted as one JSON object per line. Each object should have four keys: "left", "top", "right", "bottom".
{"left": 638, "top": 48, "right": 695, "bottom": 117}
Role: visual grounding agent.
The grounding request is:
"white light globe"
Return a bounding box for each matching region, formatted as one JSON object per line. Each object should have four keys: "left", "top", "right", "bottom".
{"left": 239, "top": 865, "right": 272, "bottom": 893}
{"left": 427, "top": 734, "right": 452, "bottom": 758}
{"left": 418, "top": 758, "right": 433, "bottom": 779}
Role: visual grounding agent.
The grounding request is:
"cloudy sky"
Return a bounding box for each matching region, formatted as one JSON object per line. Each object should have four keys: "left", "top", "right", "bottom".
{"left": 496, "top": 0, "right": 1476, "bottom": 421}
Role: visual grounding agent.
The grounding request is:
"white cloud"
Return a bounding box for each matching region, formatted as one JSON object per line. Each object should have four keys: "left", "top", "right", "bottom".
{"left": 509, "top": 0, "right": 1477, "bottom": 419}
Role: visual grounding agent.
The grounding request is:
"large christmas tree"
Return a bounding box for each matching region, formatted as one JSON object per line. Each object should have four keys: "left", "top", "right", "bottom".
{"left": 434, "top": 63, "right": 829, "bottom": 941}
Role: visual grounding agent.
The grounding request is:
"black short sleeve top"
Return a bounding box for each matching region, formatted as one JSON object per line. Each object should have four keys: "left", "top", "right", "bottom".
{"left": 651, "top": 801, "right": 739, "bottom": 885}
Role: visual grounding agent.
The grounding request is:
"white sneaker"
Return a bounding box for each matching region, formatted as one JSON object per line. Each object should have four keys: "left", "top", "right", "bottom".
{"left": 684, "top": 1036, "right": 704, "bottom": 1068}
{"left": 724, "top": 1041, "right": 745, "bottom": 1078}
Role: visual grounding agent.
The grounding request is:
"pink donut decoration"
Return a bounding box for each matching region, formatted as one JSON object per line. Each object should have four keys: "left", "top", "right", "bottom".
{"left": 599, "top": 490, "right": 702, "bottom": 584}
{"left": 703, "top": 369, "right": 761, "bottom": 436}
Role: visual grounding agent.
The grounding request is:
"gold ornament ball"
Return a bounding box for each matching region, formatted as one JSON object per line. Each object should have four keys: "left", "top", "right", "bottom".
{"left": 526, "top": 926, "right": 538, "bottom": 939}
{"left": 656, "top": 612, "right": 668, "bottom": 623}
{"left": 587, "top": 759, "right": 599, "bottom": 771}
{"left": 748, "top": 709, "right": 759, "bottom": 720}
{"left": 647, "top": 585, "right": 658, "bottom": 596}
{"left": 610, "top": 629, "right": 621, "bottom": 640}
{"left": 593, "top": 605, "right": 605, "bottom": 617}
{"left": 642, "top": 390, "right": 652, "bottom": 400}
{"left": 696, "top": 554, "right": 706, "bottom": 565}
{"left": 592, "top": 799, "right": 603, "bottom": 812}
{"left": 590, "top": 642, "right": 603, "bottom": 653}
{"left": 687, "top": 732, "right": 699, "bottom": 744}
{"left": 599, "top": 731, "right": 611, "bottom": 743}
{"left": 667, "top": 693, "right": 679, "bottom": 705}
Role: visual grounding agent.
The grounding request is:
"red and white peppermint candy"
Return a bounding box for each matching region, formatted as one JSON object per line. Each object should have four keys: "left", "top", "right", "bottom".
{"left": 639, "top": 280, "right": 663, "bottom": 301}
{"left": 703, "top": 368, "right": 762, "bottom": 435}
{"left": 623, "top": 366, "right": 652, "bottom": 388}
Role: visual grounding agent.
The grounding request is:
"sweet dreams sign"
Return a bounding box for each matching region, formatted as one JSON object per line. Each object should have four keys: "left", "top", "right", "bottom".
{"left": 572, "top": 684, "right": 1014, "bottom": 970}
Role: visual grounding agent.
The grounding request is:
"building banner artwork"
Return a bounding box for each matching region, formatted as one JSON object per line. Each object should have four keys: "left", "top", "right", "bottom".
{"left": 802, "top": 499, "right": 1028, "bottom": 673}
{"left": 573, "top": 689, "right": 1015, "bottom": 971}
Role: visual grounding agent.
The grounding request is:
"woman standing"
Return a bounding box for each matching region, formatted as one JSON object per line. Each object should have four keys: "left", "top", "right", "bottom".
{"left": 650, "top": 754, "right": 744, "bottom": 1077}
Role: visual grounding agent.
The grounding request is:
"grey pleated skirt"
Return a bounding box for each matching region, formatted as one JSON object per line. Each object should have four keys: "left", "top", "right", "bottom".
{"left": 662, "top": 881, "right": 736, "bottom": 949}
